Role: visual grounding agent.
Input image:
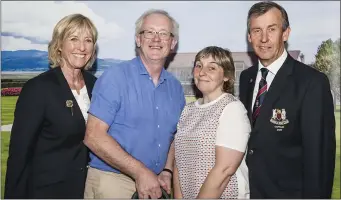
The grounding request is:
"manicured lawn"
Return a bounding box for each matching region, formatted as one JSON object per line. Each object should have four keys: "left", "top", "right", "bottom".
{"left": 1, "top": 96, "right": 340, "bottom": 198}
{"left": 185, "top": 96, "right": 197, "bottom": 104}
{"left": 1, "top": 96, "right": 17, "bottom": 125}
{"left": 333, "top": 105, "right": 340, "bottom": 199}
{"left": 1, "top": 132, "right": 10, "bottom": 197}
{"left": 1, "top": 96, "right": 18, "bottom": 197}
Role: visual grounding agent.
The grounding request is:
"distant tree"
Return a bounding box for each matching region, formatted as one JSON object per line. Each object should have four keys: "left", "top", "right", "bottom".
{"left": 312, "top": 38, "right": 340, "bottom": 102}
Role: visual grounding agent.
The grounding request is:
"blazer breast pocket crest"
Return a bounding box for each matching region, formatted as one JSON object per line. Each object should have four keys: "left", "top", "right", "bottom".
{"left": 270, "top": 109, "right": 289, "bottom": 131}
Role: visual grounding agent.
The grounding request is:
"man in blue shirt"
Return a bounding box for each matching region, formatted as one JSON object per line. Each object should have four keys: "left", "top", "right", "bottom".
{"left": 83, "top": 9, "right": 185, "bottom": 199}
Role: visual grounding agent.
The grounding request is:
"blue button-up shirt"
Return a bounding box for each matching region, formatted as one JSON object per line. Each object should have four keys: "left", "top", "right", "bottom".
{"left": 88, "top": 57, "right": 186, "bottom": 174}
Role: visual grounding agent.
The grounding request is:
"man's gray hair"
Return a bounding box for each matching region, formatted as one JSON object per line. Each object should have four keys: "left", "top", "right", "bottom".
{"left": 135, "top": 9, "right": 179, "bottom": 41}
{"left": 247, "top": 1, "right": 290, "bottom": 33}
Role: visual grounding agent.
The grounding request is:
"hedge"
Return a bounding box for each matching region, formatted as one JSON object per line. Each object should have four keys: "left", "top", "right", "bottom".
{"left": 1, "top": 87, "right": 22, "bottom": 96}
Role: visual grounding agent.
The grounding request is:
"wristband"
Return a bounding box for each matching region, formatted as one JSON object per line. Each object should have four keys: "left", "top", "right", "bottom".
{"left": 162, "top": 168, "right": 173, "bottom": 176}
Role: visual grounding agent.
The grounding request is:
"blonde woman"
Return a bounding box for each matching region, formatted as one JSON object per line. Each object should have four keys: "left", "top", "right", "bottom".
{"left": 5, "top": 14, "right": 98, "bottom": 198}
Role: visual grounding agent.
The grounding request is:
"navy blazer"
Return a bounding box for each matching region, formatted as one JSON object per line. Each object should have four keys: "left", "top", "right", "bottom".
{"left": 4, "top": 67, "right": 97, "bottom": 198}
{"left": 239, "top": 55, "right": 336, "bottom": 198}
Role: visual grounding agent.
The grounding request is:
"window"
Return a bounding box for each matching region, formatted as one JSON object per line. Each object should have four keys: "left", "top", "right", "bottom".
{"left": 234, "top": 62, "right": 245, "bottom": 98}
{"left": 234, "top": 62, "right": 245, "bottom": 84}
{"left": 235, "top": 61, "right": 244, "bottom": 70}
{"left": 168, "top": 67, "right": 193, "bottom": 82}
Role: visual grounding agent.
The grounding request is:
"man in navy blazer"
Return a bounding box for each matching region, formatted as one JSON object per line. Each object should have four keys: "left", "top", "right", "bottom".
{"left": 239, "top": 1, "right": 336, "bottom": 198}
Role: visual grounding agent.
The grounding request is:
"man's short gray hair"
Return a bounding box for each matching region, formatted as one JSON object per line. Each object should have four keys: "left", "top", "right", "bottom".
{"left": 135, "top": 9, "right": 179, "bottom": 41}
{"left": 247, "top": 1, "right": 290, "bottom": 33}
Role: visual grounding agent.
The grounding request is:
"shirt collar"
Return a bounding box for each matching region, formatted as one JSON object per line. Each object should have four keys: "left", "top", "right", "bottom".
{"left": 136, "top": 56, "right": 148, "bottom": 75}
{"left": 136, "top": 56, "right": 169, "bottom": 82}
{"left": 258, "top": 50, "right": 287, "bottom": 75}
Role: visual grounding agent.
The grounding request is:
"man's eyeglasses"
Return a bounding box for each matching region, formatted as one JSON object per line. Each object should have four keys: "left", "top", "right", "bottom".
{"left": 139, "top": 30, "right": 174, "bottom": 41}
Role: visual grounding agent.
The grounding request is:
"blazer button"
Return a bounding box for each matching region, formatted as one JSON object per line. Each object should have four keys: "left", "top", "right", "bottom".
{"left": 249, "top": 149, "right": 254, "bottom": 155}
{"left": 80, "top": 167, "right": 84, "bottom": 171}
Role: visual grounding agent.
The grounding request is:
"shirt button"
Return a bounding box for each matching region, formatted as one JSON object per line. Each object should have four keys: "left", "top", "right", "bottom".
{"left": 157, "top": 125, "right": 160, "bottom": 128}
{"left": 158, "top": 144, "right": 161, "bottom": 147}
{"left": 156, "top": 106, "right": 159, "bottom": 110}
{"left": 149, "top": 77, "right": 152, "bottom": 80}
{"left": 249, "top": 149, "right": 254, "bottom": 155}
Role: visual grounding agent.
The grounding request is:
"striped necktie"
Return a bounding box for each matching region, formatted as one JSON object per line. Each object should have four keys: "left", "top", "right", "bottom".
{"left": 252, "top": 68, "right": 269, "bottom": 123}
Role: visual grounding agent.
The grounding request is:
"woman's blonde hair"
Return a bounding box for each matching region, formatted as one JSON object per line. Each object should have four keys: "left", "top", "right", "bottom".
{"left": 48, "top": 13, "right": 98, "bottom": 70}
{"left": 194, "top": 46, "right": 235, "bottom": 94}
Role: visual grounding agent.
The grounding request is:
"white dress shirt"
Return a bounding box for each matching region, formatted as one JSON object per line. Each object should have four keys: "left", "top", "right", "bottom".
{"left": 251, "top": 50, "right": 288, "bottom": 110}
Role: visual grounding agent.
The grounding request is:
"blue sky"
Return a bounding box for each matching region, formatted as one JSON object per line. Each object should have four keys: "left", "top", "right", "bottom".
{"left": 1, "top": 1, "right": 340, "bottom": 64}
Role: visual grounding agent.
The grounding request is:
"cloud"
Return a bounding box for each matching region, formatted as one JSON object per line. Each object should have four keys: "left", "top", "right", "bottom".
{"left": 1, "top": 36, "right": 48, "bottom": 51}
{"left": 1, "top": 32, "right": 49, "bottom": 44}
{"left": 1, "top": 1, "right": 124, "bottom": 49}
{"left": 2, "top": 1, "right": 339, "bottom": 64}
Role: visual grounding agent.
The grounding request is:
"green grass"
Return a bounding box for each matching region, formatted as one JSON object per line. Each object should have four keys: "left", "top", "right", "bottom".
{"left": 1, "top": 96, "right": 17, "bottom": 126}
{"left": 1, "top": 96, "right": 18, "bottom": 197}
{"left": 1, "top": 132, "right": 10, "bottom": 198}
{"left": 185, "top": 96, "right": 197, "bottom": 104}
{"left": 333, "top": 106, "right": 340, "bottom": 199}
{"left": 1, "top": 96, "right": 340, "bottom": 198}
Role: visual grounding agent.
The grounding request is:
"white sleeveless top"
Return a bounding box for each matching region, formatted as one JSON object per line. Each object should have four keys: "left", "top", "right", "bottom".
{"left": 175, "top": 93, "right": 251, "bottom": 199}
{"left": 71, "top": 86, "right": 90, "bottom": 122}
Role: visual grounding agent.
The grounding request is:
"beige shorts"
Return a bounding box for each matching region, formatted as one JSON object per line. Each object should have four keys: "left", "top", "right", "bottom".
{"left": 84, "top": 166, "right": 136, "bottom": 198}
